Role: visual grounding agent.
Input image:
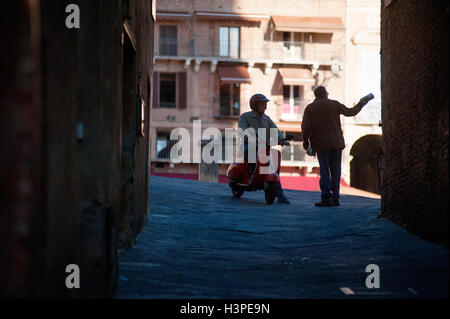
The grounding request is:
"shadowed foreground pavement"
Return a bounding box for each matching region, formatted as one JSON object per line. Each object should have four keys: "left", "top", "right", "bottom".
{"left": 117, "top": 176, "right": 448, "bottom": 298}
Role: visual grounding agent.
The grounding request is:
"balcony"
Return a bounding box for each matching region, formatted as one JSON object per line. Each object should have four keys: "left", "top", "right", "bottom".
{"left": 271, "top": 41, "right": 343, "bottom": 63}
{"left": 280, "top": 142, "right": 320, "bottom": 169}
{"left": 155, "top": 38, "right": 344, "bottom": 65}
{"left": 157, "top": 38, "right": 193, "bottom": 57}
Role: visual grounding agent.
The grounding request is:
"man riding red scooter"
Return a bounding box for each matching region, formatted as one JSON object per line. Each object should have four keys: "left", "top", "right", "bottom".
{"left": 226, "top": 94, "right": 292, "bottom": 204}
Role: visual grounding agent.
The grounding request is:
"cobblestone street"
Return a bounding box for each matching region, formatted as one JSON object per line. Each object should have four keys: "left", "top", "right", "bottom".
{"left": 116, "top": 176, "right": 448, "bottom": 298}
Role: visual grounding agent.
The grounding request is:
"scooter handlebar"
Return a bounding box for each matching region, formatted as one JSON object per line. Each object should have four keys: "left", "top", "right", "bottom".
{"left": 285, "top": 134, "right": 295, "bottom": 141}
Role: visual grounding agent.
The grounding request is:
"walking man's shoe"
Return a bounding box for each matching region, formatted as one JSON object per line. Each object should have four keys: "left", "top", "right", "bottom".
{"left": 315, "top": 198, "right": 333, "bottom": 207}
{"left": 277, "top": 195, "right": 290, "bottom": 204}
{"left": 332, "top": 198, "right": 340, "bottom": 206}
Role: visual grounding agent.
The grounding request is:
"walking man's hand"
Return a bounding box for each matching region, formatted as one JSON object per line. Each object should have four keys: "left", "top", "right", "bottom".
{"left": 359, "top": 93, "right": 374, "bottom": 105}
{"left": 303, "top": 142, "right": 309, "bottom": 151}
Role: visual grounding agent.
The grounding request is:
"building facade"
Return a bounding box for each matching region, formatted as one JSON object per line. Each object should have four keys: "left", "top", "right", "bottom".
{"left": 342, "top": 0, "right": 382, "bottom": 194}
{"left": 151, "top": 0, "right": 348, "bottom": 179}
{"left": 151, "top": 0, "right": 382, "bottom": 195}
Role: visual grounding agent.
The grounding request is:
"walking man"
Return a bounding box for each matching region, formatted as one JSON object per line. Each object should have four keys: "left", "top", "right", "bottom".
{"left": 301, "top": 86, "right": 371, "bottom": 206}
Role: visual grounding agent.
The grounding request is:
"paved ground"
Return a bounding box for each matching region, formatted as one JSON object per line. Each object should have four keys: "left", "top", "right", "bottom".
{"left": 151, "top": 172, "right": 381, "bottom": 198}
{"left": 117, "top": 176, "right": 448, "bottom": 299}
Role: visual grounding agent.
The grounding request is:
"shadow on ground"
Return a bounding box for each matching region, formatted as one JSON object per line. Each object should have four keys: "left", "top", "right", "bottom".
{"left": 117, "top": 176, "right": 448, "bottom": 299}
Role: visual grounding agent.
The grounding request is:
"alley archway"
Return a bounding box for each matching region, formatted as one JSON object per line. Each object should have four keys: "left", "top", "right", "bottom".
{"left": 350, "top": 134, "right": 382, "bottom": 194}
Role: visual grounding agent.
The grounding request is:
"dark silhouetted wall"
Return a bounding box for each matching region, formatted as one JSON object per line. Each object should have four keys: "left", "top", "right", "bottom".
{"left": 380, "top": 0, "right": 449, "bottom": 247}
{"left": 0, "top": 0, "right": 154, "bottom": 298}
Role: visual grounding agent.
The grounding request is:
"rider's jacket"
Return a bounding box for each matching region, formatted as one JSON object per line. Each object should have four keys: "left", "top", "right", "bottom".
{"left": 237, "top": 110, "right": 284, "bottom": 147}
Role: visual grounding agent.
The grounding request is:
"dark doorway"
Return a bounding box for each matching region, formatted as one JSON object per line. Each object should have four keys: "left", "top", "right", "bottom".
{"left": 350, "top": 135, "right": 382, "bottom": 194}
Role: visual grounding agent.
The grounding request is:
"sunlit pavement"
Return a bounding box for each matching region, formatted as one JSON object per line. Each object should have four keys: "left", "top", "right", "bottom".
{"left": 117, "top": 176, "right": 448, "bottom": 298}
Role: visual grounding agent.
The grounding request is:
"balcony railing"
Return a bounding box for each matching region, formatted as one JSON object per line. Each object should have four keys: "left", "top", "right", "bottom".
{"left": 279, "top": 41, "right": 305, "bottom": 60}
{"left": 156, "top": 139, "right": 178, "bottom": 160}
{"left": 159, "top": 37, "right": 178, "bottom": 56}
{"left": 271, "top": 41, "right": 343, "bottom": 62}
{"left": 156, "top": 145, "right": 171, "bottom": 159}
{"left": 281, "top": 142, "right": 306, "bottom": 162}
{"left": 159, "top": 102, "right": 176, "bottom": 109}
{"left": 155, "top": 38, "right": 344, "bottom": 63}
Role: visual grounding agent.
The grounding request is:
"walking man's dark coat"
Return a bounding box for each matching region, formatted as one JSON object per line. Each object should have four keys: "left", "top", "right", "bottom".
{"left": 301, "top": 98, "right": 366, "bottom": 152}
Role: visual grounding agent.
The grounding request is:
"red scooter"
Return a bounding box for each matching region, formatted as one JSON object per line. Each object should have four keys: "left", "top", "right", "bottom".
{"left": 226, "top": 136, "right": 293, "bottom": 204}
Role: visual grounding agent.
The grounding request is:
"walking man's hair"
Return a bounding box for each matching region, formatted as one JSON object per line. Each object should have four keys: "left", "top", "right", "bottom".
{"left": 314, "top": 86, "right": 328, "bottom": 98}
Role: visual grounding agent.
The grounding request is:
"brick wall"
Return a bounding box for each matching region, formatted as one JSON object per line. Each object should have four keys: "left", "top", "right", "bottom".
{"left": 0, "top": 1, "right": 44, "bottom": 297}
{"left": 0, "top": 0, "right": 154, "bottom": 298}
{"left": 380, "top": 0, "right": 449, "bottom": 247}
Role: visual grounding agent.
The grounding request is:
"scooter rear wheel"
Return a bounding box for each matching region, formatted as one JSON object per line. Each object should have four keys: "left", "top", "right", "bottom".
{"left": 264, "top": 181, "right": 277, "bottom": 204}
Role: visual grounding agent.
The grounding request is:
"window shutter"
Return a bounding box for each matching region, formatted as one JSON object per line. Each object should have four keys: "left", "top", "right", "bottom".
{"left": 152, "top": 72, "right": 159, "bottom": 108}
{"left": 159, "top": 27, "right": 166, "bottom": 54}
{"left": 177, "top": 72, "right": 187, "bottom": 109}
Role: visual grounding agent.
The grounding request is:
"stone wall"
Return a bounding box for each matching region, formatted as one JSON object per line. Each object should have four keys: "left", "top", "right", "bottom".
{"left": 0, "top": 0, "right": 154, "bottom": 297}
{"left": 380, "top": 0, "right": 449, "bottom": 247}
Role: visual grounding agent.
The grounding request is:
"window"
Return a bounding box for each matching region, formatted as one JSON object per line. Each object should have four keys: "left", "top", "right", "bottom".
{"left": 220, "top": 83, "right": 240, "bottom": 116}
{"left": 283, "top": 32, "right": 291, "bottom": 49}
{"left": 219, "top": 27, "right": 240, "bottom": 58}
{"left": 282, "top": 85, "right": 303, "bottom": 121}
{"left": 282, "top": 32, "right": 303, "bottom": 59}
{"left": 160, "top": 25, "right": 177, "bottom": 56}
{"left": 283, "top": 85, "right": 301, "bottom": 110}
{"left": 153, "top": 72, "right": 187, "bottom": 109}
{"left": 156, "top": 131, "right": 173, "bottom": 159}
{"left": 159, "top": 73, "right": 176, "bottom": 108}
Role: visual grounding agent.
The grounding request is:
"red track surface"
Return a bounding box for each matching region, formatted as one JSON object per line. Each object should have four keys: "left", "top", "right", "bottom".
{"left": 151, "top": 172, "right": 348, "bottom": 192}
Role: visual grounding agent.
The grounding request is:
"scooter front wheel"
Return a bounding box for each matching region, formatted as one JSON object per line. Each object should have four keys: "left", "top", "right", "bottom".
{"left": 264, "top": 181, "right": 277, "bottom": 204}
{"left": 229, "top": 178, "right": 244, "bottom": 198}
{"left": 232, "top": 187, "right": 244, "bottom": 198}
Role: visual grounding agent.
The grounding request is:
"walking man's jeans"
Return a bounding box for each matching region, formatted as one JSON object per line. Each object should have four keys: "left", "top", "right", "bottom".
{"left": 317, "top": 149, "right": 342, "bottom": 200}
